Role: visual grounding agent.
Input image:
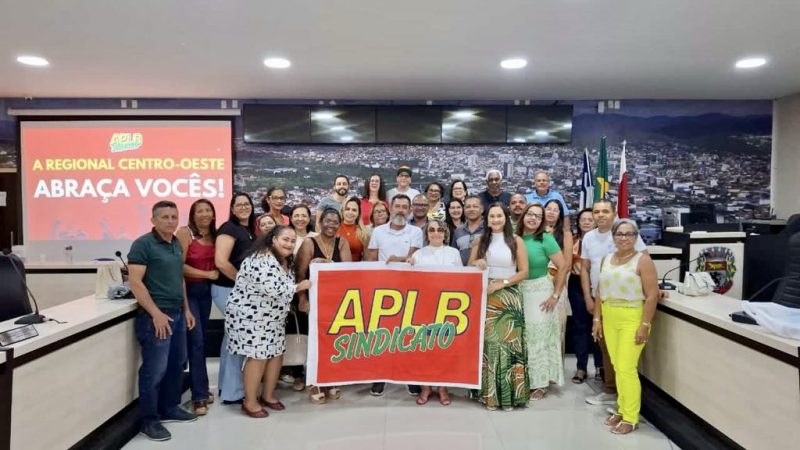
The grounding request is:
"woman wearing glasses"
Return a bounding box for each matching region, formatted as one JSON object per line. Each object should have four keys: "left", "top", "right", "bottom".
{"left": 591, "top": 219, "right": 658, "bottom": 435}
{"left": 408, "top": 219, "right": 463, "bottom": 405}
{"left": 212, "top": 192, "right": 256, "bottom": 404}
{"left": 424, "top": 182, "right": 446, "bottom": 221}
{"left": 516, "top": 203, "right": 568, "bottom": 401}
{"left": 261, "top": 187, "right": 290, "bottom": 226}
{"left": 360, "top": 173, "right": 389, "bottom": 225}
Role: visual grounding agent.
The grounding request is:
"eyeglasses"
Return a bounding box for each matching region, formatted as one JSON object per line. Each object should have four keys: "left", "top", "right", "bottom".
{"left": 270, "top": 196, "right": 286, "bottom": 201}
{"left": 428, "top": 189, "right": 441, "bottom": 194}
{"left": 413, "top": 203, "right": 429, "bottom": 207}
{"left": 428, "top": 228, "right": 445, "bottom": 233}
{"left": 525, "top": 212, "right": 543, "bottom": 219}
{"left": 234, "top": 203, "right": 252, "bottom": 209}
{"left": 614, "top": 232, "right": 638, "bottom": 238}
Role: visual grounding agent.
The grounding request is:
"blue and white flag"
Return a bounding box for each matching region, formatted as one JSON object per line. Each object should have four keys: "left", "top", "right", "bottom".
{"left": 579, "top": 148, "right": 594, "bottom": 211}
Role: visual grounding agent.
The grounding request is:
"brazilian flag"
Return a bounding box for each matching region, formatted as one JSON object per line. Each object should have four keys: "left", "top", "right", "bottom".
{"left": 594, "top": 136, "right": 609, "bottom": 201}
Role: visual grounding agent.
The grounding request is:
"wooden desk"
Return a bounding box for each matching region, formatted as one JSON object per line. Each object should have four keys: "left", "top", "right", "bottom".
{"left": 641, "top": 292, "right": 800, "bottom": 450}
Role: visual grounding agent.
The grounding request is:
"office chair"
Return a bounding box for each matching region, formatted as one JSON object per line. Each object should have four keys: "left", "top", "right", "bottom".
{"left": 770, "top": 230, "right": 800, "bottom": 309}
{"left": 0, "top": 254, "right": 33, "bottom": 322}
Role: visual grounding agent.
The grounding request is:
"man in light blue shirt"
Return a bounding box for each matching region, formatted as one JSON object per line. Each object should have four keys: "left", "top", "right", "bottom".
{"left": 525, "top": 170, "right": 570, "bottom": 216}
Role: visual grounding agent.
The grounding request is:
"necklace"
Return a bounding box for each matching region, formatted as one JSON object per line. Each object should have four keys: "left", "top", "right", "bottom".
{"left": 315, "top": 236, "right": 336, "bottom": 261}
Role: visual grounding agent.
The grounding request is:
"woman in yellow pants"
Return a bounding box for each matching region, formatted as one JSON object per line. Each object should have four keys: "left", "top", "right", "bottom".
{"left": 591, "top": 219, "right": 658, "bottom": 435}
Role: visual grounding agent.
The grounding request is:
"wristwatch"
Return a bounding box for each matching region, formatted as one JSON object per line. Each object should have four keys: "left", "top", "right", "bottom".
{"left": 502, "top": 279, "right": 509, "bottom": 286}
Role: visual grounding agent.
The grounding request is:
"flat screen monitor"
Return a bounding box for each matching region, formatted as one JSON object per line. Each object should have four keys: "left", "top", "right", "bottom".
{"left": 442, "top": 107, "right": 506, "bottom": 144}
{"left": 311, "top": 106, "right": 376, "bottom": 144}
{"left": 243, "top": 105, "right": 311, "bottom": 143}
{"left": 19, "top": 120, "right": 233, "bottom": 260}
{"left": 376, "top": 106, "right": 441, "bottom": 143}
{"left": 507, "top": 105, "right": 573, "bottom": 144}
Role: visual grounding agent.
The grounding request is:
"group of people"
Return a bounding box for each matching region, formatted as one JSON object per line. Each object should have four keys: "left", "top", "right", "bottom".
{"left": 127, "top": 165, "right": 659, "bottom": 442}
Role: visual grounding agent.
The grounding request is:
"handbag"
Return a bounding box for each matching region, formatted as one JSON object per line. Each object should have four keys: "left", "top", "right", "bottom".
{"left": 283, "top": 310, "right": 308, "bottom": 366}
{"left": 95, "top": 263, "right": 123, "bottom": 299}
{"left": 678, "top": 271, "right": 716, "bottom": 296}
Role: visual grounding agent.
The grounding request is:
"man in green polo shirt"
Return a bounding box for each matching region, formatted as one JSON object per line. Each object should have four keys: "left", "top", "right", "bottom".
{"left": 128, "top": 200, "right": 197, "bottom": 441}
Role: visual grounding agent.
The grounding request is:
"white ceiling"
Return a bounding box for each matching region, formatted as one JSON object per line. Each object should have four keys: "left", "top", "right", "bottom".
{"left": 1, "top": 0, "right": 799, "bottom": 100}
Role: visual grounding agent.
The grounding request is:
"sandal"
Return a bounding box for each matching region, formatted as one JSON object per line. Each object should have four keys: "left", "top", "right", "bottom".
{"left": 530, "top": 388, "right": 547, "bottom": 401}
{"left": 258, "top": 397, "right": 285, "bottom": 411}
{"left": 293, "top": 378, "right": 306, "bottom": 392}
{"left": 437, "top": 387, "right": 451, "bottom": 406}
{"left": 241, "top": 404, "right": 269, "bottom": 418}
{"left": 605, "top": 413, "right": 623, "bottom": 427}
{"left": 309, "top": 385, "right": 327, "bottom": 404}
{"left": 571, "top": 370, "right": 588, "bottom": 384}
{"left": 326, "top": 387, "right": 341, "bottom": 400}
{"left": 610, "top": 421, "right": 637, "bottom": 435}
{"left": 595, "top": 368, "right": 604, "bottom": 382}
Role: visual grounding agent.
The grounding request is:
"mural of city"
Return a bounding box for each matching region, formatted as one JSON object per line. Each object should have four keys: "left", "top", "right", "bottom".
{"left": 233, "top": 100, "right": 772, "bottom": 242}
{"left": 0, "top": 99, "right": 772, "bottom": 244}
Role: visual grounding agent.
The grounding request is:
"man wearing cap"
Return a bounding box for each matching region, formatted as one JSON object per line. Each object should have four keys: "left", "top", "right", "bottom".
{"left": 478, "top": 169, "right": 511, "bottom": 210}
{"left": 387, "top": 165, "right": 421, "bottom": 205}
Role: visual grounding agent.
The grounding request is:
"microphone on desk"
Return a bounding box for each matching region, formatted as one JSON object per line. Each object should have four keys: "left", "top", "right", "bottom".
{"left": 7, "top": 255, "right": 47, "bottom": 325}
{"left": 115, "top": 250, "right": 129, "bottom": 277}
{"left": 659, "top": 256, "right": 701, "bottom": 291}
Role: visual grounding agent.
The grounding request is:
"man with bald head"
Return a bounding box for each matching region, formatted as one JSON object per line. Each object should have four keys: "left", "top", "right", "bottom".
{"left": 526, "top": 170, "right": 569, "bottom": 216}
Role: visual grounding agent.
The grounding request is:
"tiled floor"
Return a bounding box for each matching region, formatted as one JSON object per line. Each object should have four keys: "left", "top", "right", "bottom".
{"left": 124, "top": 357, "right": 680, "bottom": 449}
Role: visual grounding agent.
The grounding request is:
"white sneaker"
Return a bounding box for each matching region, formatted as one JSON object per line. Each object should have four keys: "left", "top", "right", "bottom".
{"left": 585, "top": 392, "right": 617, "bottom": 405}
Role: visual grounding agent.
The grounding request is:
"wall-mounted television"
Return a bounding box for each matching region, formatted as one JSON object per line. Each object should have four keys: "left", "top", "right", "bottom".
{"left": 243, "top": 105, "right": 310, "bottom": 143}
{"left": 442, "top": 106, "right": 506, "bottom": 143}
{"left": 376, "top": 106, "right": 442, "bottom": 143}
{"left": 311, "top": 106, "right": 376, "bottom": 144}
{"left": 507, "top": 105, "right": 573, "bottom": 144}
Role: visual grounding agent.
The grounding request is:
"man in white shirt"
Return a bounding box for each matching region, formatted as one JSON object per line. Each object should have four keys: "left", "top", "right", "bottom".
{"left": 580, "top": 198, "right": 647, "bottom": 406}
{"left": 386, "top": 165, "right": 421, "bottom": 205}
{"left": 365, "top": 194, "right": 423, "bottom": 396}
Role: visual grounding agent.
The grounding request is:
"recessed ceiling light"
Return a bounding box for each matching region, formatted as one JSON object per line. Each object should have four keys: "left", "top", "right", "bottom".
{"left": 500, "top": 58, "right": 527, "bottom": 69}
{"left": 17, "top": 55, "right": 49, "bottom": 67}
{"left": 263, "top": 57, "right": 291, "bottom": 69}
{"left": 735, "top": 57, "right": 767, "bottom": 69}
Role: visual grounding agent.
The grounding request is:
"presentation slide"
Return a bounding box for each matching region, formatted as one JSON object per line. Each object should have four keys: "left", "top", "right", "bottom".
{"left": 20, "top": 120, "right": 233, "bottom": 260}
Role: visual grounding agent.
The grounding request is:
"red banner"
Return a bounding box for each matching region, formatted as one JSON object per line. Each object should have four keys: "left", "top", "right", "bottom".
{"left": 307, "top": 262, "right": 487, "bottom": 388}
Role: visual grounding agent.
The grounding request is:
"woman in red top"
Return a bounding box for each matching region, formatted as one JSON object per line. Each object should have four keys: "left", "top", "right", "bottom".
{"left": 338, "top": 196, "right": 370, "bottom": 261}
{"left": 176, "top": 199, "right": 220, "bottom": 416}
{"left": 359, "top": 173, "right": 389, "bottom": 225}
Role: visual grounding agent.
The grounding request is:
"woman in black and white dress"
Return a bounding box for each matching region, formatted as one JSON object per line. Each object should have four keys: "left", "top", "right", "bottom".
{"left": 225, "top": 226, "right": 311, "bottom": 418}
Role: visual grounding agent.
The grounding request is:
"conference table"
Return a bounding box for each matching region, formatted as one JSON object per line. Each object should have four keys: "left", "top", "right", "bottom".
{"left": 641, "top": 291, "right": 800, "bottom": 449}
{"left": 0, "top": 296, "right": 138, "bottom": 450}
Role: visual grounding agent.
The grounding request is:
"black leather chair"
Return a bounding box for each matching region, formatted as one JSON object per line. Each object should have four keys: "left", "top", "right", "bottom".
{"left": 0, "top": 254, "right": 33, "bottom": 322}
{"left": 770, "top": 231, "right": 800, "bottom": 308}
{"left": 743, "top": 213, "right": 800, "bottom": 300}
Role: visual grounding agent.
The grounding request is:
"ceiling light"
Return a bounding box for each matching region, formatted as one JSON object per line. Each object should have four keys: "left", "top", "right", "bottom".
{"left": 735, "top": 57, "right": 766, "bottom": 69}
{"left": 500, "top": 58, "right": 527, "bottom": 69}
{"left": 263, "top": 57, "right": 291, "bottom": 69}
{"left": 17, "top": 55, "right": 49, "bottom": 67}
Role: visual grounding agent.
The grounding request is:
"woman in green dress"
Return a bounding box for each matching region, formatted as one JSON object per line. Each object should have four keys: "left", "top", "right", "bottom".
{"left": 516, "top": 203, "right": 569, "bottom": 400}
{"left": 468, "top": 203, "right": 530, "bottom": 411}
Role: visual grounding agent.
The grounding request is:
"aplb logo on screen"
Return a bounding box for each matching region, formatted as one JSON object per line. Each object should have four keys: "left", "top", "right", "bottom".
{"left": 109, "top": 132, "right": 143, "bottom": 153}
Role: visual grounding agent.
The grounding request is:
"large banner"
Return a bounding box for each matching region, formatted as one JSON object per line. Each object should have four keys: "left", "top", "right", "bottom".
{"left": 307, "top": 262, "right": 487, "bottom": 388}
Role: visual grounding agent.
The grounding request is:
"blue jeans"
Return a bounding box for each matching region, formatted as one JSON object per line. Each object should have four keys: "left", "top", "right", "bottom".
{"left": 211, "top": 284, "right": 244, "bottom": 402}
{"left": 135, "top": 308, "right": 187, "bottom": 425}
{"left": 186, "top": 281, "right": 212, "bottom": 401}
{"left": 567, "top": 275, "right": 602, "bottom": 372}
